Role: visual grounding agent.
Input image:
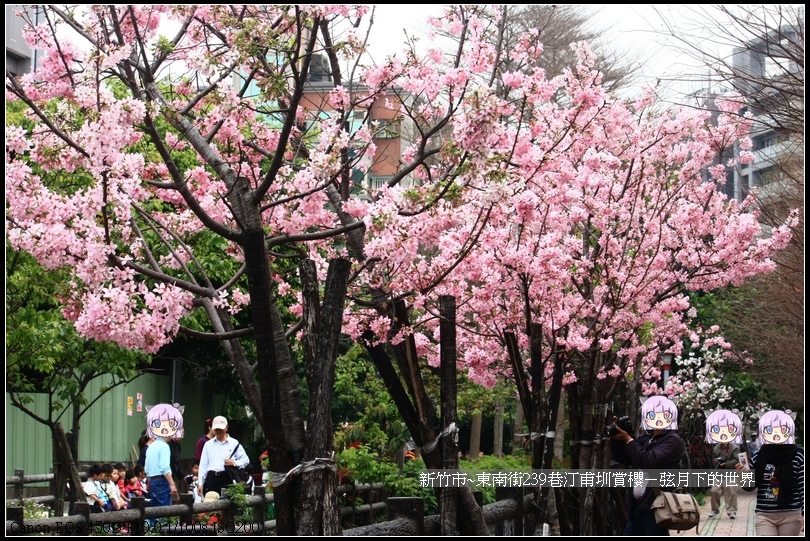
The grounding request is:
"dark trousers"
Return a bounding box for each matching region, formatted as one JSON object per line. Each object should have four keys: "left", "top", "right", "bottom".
{"left": 147, "top": 476, "right": 171, "bottom": 528}
{"left": 625, "top": 509, "right": 670, "bottom": 536}
{"left": 149, "top": 476, "right": 172, "bottom": 508}
{"left": 203, "top": 470, "right": 231, "bottom": 498}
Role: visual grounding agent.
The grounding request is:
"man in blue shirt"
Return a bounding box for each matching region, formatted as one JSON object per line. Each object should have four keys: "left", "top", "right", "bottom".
{"left": 143, "top": 403, "right": 184, "bottom": 514}
{"left": 144, "top": 437, "right": 176, "bottom": 508}
{"left": 198, "top": 415, "right": 250, "bottom": 498}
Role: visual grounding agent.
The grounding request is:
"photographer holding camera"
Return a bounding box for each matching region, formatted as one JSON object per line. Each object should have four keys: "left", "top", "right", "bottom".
{"left": 611, "top": 396, "right": 684, "bottom": 536}
{"left": 608, "top": 416, "right": 634, "bottom": 467}
{"left": 705, "top": 409, "right": 743, "bottom": 520}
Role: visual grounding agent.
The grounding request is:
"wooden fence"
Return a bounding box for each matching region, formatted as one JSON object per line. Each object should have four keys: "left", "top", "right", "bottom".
{"left": 6, "top": 469, "right": 390, "bottom": 535}
{"left": 346, "top": 488, "right": 535, "bottom": 536}
{"left": 7, "top": 469, "right": 535, "bottom": 535}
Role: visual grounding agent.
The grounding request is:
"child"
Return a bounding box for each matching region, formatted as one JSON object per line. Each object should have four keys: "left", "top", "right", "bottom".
{"left": 100, "top": 464, "right": 126, "bottom": 510}
{"left": 120, "top": 469, "right": 143, "bottom": 535}
{"left": 133, "top": 464, "right": 151, "bottom": 503}
{"left": 114, "top": 463, "right": 128, "bottom": 495}
{"left": 122, "top": 469, "right": 144, "bottom": 503}
{"left": 195, "top": 491, "right": 222, "bottom": 528}
{"left": 185, "top": 459, "right": 203, "bottom": 504}
{"left": 84, "top": 464, "right": 113, "bottom": 513}
{"left": 110, "top": 467, "right": 130, "bottom": 509}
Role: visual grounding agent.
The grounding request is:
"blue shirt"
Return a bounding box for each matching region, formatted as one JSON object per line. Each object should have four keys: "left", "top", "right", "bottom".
{"left": 198, "top": 436, "right": 249, "bottom": 488}
{"left": 144, "top": 438, "right": 172, "bottom": 477}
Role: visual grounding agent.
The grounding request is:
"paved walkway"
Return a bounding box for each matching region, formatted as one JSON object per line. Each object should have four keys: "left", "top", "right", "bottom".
{"left": 673, "top": 488, "right": 756, "bottom": 537}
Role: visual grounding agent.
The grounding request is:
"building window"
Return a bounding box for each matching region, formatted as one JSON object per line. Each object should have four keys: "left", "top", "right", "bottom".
{"left": 752, "top": 166, "right": 779, "bottom": 188}
{"left": 372, "top": 118, "right": 400, "bottom": 139}
{"left": 753, "top": 134, "right": 775, "bottom": 150}
{"left": 369, "top": 175, "right": 394, "bottom": 191}
{"left": 5, "top": 50, "right": 29, "bottom": 78}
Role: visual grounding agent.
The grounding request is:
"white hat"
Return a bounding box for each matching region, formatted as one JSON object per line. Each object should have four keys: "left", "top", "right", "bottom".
{"left": 211, "top": 416, "right": 228, "bottom": 430}
{"left": 204, "top": 491, "right": 220, "bottom": 502}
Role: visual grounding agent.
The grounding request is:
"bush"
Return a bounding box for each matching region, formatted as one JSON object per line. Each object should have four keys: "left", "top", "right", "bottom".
{"left": 10, "top": 499, "right": 52, "bottom": 519}
{"left": 221, "top": 483, "right": 253, "bottom": 523}
{"left": 337, "top": 445, "right": 438, "bottom": 515}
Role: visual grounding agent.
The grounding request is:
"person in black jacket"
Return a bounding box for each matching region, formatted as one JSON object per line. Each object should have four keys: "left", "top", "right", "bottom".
{"left": 169, "top": 437, "right": 186, "bottom": 498}
{"left": 136, "top": 429, "right": 154, "bottom": 469}
{"left": 612, "top": 396, "right": 685, "bottom": 535}
{"left": 738, "top": 409, "right": 804, "bottom": 536}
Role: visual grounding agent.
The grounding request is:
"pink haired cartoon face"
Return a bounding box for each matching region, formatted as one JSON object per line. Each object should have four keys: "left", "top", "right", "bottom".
{"left": 145, "top": 403, "right": 184, "bottom": 440}
{"left": 758, "top": 410, "right": 795, "bottom": 445}
{"left": 705, "top": 409, "right": 743, "bottom": 444}
{"left": 641, "top": 396, "right": 678, "bottom": 430}
{"left": 152, "top": 417, "right": 178, "bottom": 437}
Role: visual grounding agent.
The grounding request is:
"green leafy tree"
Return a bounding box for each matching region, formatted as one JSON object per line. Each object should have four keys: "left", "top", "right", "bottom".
{"left": 6, "top": 245, "right": 147, "bottom": 513}
{"left": 334, "top": 344, "right": 414, "bottom": 457}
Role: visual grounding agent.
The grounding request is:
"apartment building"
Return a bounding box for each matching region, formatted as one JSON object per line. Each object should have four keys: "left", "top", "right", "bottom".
{"left": 295, "top": 56, "right": 416, "bottom": 197}
{"left": 727, "top": 17, "right": 803, "bottom": 204}
{"left": 5, "top": 5, "right": 39, "bottom": 76}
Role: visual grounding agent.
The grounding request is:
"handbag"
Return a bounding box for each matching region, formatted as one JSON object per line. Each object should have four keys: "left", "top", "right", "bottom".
{"left": 224, "top": 443, "right": 249, "bottom": 485}
{"left": 651, "top": 488, "right": 700, "bottom": 533}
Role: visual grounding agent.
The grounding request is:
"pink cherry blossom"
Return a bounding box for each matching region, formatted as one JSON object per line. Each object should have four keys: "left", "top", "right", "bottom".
{"left": 5, "top": 5, "right": 794, "bottom": 410}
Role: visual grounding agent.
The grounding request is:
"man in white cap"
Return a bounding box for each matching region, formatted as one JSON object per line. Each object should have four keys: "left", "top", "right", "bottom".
{"left": 198, "top": 416, "right": 250, "bottom": 497}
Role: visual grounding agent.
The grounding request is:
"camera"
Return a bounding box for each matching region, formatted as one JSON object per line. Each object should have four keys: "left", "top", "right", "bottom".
{"left": 607, "top": 416, "right": 633, "bottom": 437}
{"left": 608, "top": 416, "right": 634, "bottom": 467}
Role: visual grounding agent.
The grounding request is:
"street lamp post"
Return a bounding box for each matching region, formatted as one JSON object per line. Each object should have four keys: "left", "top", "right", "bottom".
{"left": 660, "top": 352, "right": 675, "bottom": 392}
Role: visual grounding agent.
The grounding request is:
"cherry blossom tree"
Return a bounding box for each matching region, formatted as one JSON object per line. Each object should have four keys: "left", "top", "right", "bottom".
{"left": 340, "top": 17, "right": 795, "bottom": 535}
{"left": 6, "top": 4, "right": 503, "bottom": 534}
{"left": 6, "top": 4, "right": 794, "bottom": 535}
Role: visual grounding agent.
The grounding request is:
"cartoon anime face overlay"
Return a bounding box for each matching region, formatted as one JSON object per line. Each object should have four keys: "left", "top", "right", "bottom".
{"left": 641, "top": 396, "right": 678, "bottom": 430}
{"left": 152, "top": 417, "right": 179, "bottom": 437}
{"left": 704, "top": 409, "right": 742, "bottom": 444}
{"left": 646, "top": 409, "right": 674, "bottom": 429}
{"left": 762, "top": 422, "right": 791, "bottom": 443}
{"left": 757, "top": 410, "right": 795, "bottom": 445}
{"left": 145, "top": 403, "right": 184, "bottom": 440}
{"left": 709, "top": 423, "right": 738, "bottom": 443}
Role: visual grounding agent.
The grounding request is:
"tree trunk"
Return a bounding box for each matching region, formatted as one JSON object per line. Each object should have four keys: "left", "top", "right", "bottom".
{"left": 468, "top": 412, "right": 482, "bottom": 459}
{"left": 52, "top": 423, "right": 83, "bottom": 515}
{"left": 534, "top": 343, "right": 566, "bottom": 534}
{"left": 52, "top": 433, "right": 66, "bottom": 517}
{"left": 296, "top": 259, "right": 351, "bottom": 535}
{"left": 493, "top": 404, "right": 504, "bottom": 457}
{"left": 512, "top": 403, "right": 524, "bottom": 454}
{"left": 505, "top": 327, "right": 550, "bottom": 534}
{"left": 439, "top": 296, "right": 459, "bottom": 535}
{"left": 571, "top": 349, "right": 616, "bottom": 535}
{"left": 70, "top": 400, "right": 81, "bottom": 462}
{"left": 554, "top": 392, "right": 565, "bottom": 461}
{"left": 229, "top": 181, "right": 310, "bottom": 534}
{"left": 363, "top": 299, "right": 490, "bottom": 536}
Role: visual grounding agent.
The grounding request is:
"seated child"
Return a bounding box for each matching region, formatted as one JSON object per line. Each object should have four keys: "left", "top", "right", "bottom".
{"left": 122, "top": 469, "right": 144, "bottom": 505}
{"left": 184, "top": 459, "right": 203, "bottom": 504}
{"left": 83, "top": 465, "right": 113, "bottom": 513}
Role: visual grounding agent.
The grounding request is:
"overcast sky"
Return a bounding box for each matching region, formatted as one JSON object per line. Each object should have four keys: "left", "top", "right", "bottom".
{"left": 365, "top": 4, "right": 717, "bottom": 99}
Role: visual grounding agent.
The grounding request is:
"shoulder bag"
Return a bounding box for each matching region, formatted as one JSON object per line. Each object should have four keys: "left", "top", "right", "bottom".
{"left": 651, "top": 487, "right": 700, "bottom": 533}
{"left": 224, "top": 443, "right": 249, "bottom": 485}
